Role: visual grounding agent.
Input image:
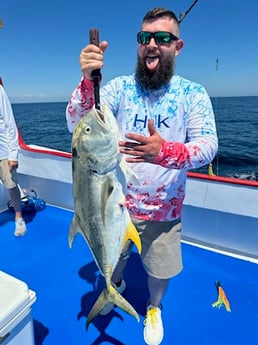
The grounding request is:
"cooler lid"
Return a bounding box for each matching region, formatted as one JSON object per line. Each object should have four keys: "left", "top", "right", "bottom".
{"left": 0, "top": 271, "right": 32, "bottom": 329}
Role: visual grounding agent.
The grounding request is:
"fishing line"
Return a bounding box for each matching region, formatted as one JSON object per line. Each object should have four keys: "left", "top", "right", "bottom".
{"left": 177, "top": 1, "right": 231, "bottom": 308}
{"left": 212, "top": 57, "right": 220, "bottom": 177}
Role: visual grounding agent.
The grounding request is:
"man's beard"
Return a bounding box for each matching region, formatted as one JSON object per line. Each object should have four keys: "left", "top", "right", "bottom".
{"left": 135, "top": 53, "right": 175, "bottom": 90}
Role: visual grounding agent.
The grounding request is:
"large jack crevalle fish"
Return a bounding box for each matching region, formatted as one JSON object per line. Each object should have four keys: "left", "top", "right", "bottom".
{"left": 69, "top": 104, "right": 142, "bottom": 329}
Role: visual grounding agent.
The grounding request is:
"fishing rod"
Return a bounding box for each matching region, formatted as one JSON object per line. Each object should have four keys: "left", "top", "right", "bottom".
{"left": 178, "top": 0, "right": 199, "bottom": 23}
{"left": 89, "top": 28, "right": 101, "bottom": 110}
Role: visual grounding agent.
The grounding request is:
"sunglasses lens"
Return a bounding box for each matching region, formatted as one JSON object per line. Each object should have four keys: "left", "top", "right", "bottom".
{"left": 137, "top": 32, "right": 151, "bottom": 45}
{"left": 155, "top": 32, "right": 172, "bottom": 44}
{"left": 137, "top": 31, "right": 178, "bottom": 45}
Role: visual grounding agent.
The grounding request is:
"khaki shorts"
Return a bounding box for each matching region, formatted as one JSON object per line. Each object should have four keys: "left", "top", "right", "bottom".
{"left": 0, "top": 159, "right": 18, "bottom": 189}
{"left": 123, "top": 217, "right": 183, "bottom": 279}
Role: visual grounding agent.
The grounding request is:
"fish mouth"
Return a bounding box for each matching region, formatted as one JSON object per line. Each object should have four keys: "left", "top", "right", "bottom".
{"left": 96, "top": 110, "right": 105, "bottom": 123}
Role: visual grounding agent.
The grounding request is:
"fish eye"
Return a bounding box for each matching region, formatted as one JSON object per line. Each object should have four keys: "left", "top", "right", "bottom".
{"left": 84, "top": 126, "right": 91, "bottom": 134}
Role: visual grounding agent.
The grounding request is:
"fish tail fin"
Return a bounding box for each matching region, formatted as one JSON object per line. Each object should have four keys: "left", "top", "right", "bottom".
{"left": 86, "top": 284, "right": 139, "bottom": 330}
{"left": 123, "top": 220, "right": 142, "bottom": 254}
{"left": 68, "top": 216, "right": 79, "bottom": 248}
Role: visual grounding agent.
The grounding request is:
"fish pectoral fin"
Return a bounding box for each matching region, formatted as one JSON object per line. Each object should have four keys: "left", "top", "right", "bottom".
{"left": 86, "top": 284, "right": 139, "bottom": 330}
{"left": 123, "top": 220, "right": 142, "bottom": 254}
{"left": 120, "top": 156, "right": 140, "bottom": 186}
{"left": 68, "top": 216, "right": 80, "bottom": 248}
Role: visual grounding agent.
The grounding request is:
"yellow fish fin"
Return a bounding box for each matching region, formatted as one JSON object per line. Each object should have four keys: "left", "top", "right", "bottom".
{"left": 123, "top": 220, "right": 142, "bottom": 254}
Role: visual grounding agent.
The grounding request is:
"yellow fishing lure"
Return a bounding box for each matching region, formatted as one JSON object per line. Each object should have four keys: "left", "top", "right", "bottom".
{"left": 212, "top": 281, "right": 231, "bottom": 312}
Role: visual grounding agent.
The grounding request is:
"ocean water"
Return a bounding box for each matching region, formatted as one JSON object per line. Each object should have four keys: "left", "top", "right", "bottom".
{"left": 12, "top": 96, "right": 258, "bottom": 181}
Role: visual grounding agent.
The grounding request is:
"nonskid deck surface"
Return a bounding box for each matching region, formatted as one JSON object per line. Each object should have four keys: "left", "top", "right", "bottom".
{"left": 1, "top": 205, "right": 258, "bottom": 345}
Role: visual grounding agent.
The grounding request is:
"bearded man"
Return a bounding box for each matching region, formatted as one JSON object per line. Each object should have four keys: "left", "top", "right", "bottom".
{"left": 66, "top": 7, "right": 218, "bottom": 345}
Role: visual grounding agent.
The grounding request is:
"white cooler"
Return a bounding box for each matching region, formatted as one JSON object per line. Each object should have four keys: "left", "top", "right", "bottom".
{"left": 0, "top": 271, "right": 37, "bottom": 345}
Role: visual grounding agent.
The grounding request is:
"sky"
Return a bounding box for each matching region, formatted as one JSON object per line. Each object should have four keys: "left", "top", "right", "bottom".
{"left": 1, "top": 0, "right": 258, "bottom": 103}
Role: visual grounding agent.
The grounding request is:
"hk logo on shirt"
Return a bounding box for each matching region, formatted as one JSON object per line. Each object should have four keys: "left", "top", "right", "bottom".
{"left": 133, "top": 114, "right": 170, "bottom": 128}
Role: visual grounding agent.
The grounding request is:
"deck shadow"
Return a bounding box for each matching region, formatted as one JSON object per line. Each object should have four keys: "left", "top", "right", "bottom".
{"left": 0, "top": 209, "right": 37, "bottom": 226}
{"left": 77, "top": 252, "right": 148, "bottom": 344}
{"left": 33, "top": 319, "right": 49, "bottom": 345}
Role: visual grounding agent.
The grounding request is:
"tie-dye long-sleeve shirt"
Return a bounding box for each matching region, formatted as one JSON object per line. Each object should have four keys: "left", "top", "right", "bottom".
{"left": 66, "top": 74, "right": 218, "bottom": 221}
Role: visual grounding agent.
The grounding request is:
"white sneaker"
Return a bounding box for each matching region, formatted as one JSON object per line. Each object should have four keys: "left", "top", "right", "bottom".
{"left": 14, "top": 218, "right": 27, "bottom": 237}
{"left": 143, "top": 305, "right": 164, "bottom": 345}
{"left": 100, "top": 279, "right": 126, "bottom": 315}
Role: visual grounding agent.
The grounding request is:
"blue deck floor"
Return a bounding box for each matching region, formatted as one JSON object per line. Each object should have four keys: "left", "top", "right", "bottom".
{"left": 1, "top": 205, "right": 258, "bottom": 345}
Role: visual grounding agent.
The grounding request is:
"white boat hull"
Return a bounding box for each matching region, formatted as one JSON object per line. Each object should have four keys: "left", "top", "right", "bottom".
{"left": 1, "top": 142, "right": 257, "bottom": 261}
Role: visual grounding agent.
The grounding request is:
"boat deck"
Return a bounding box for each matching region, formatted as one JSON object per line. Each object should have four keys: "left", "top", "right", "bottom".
{"left": 1, "top": 205, "right": 258, "bottom": 345}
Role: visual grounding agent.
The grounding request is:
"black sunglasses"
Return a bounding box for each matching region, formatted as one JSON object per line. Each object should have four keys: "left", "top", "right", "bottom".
{"left": 137, "top": 31, "right": 179, "bottom": 45}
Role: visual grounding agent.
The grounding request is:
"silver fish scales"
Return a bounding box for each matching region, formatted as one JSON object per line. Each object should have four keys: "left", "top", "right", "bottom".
{"left": 69, "top": 105, "right": 141, "bottom": 329}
